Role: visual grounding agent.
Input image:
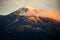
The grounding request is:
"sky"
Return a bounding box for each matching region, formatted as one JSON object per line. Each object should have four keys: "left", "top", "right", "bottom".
{"left": 0, "top": 0, "right": 60, "bottom": 15}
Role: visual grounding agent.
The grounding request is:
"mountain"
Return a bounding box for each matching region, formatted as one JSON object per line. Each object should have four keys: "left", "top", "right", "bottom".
{"left": 0, "top": 7, "right": 60, "bottom": 40}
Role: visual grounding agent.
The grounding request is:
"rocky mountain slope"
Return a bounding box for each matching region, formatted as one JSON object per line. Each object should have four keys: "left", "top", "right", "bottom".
{"left": 0, "top": 7, "right": 60, "bottom": 40}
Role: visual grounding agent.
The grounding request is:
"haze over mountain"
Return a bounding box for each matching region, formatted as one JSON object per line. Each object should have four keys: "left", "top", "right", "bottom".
{"left": 0, "top": 7, "right": 60, "bottom": 40}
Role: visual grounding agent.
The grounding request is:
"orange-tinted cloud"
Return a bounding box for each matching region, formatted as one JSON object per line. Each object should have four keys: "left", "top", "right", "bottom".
{"left": 19, "top": 7, "right": 60, "bottom": 22}
{"left": 27, "top": 8, "right": 60, "bottom": 22}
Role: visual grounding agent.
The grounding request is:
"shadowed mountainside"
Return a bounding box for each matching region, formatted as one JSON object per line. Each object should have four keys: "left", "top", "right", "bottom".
{"left": 0, "top": 7, "right": 60, "bottom": 40}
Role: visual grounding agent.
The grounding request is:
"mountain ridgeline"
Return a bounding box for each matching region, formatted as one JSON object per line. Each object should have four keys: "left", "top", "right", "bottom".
{"left": 0, "top": 7, "right": 60, "bottom": 40}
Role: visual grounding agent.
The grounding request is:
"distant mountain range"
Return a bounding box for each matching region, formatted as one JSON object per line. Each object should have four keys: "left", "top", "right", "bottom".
{"left": 0, "top": 7, "right": 60, "bottom": 40}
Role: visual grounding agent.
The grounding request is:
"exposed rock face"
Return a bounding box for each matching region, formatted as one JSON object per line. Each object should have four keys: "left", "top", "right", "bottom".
{"left": 0, "top": 7, "right": 60, "bottom": 40}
